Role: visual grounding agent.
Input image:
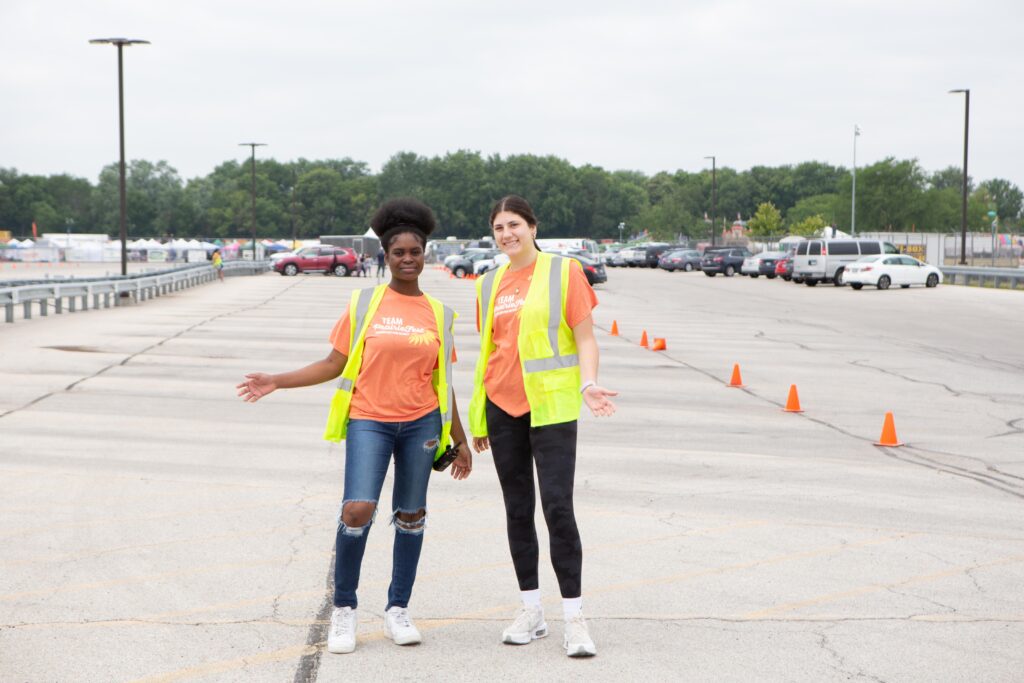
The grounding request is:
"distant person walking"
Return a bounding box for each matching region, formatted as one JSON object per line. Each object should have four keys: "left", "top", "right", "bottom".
{"left": 211, "top": 249, "right": 224, "bottom": 282}
{"left": 376, "top": 247, "right": 386, "bottom": 281}
{"left": 237, "top": 198, "right": 472, "bottom": 655}
{"left": 469, "top": 194, "right": 617, "bottom": 658}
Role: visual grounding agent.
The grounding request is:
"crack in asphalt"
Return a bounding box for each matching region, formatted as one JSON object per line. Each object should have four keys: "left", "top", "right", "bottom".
{"left": 817, "top": 628, "right": 889, "bottom": 682}
{"left": 0, "top": 279, "right": 308, "bottom": 420}
{"left": 884, "top": 586, "right": 958, "bottom": 615}
{"left": 988, "top": 417, "right": 1024, "bottom": 440}
{"left": 964, "top": 566, "right": 986, "bottom": 594}
{"left": 272, "top": 484, "right": 321, "bottom": 625}
{"left": 5, "top": 614, "right": 1024, "bottom": 630}
{"left": 849, "top": 359, "right": 1024, "bottom": 407}
{"left": 292, "top": 551, "right": 334, "bottom": 683}
{"left": 601, "top": 327, "right": 1024, "bottom": 501}
{"left": 883, "top": 449, "right": 1024, "bottom": 500}
{"left": 754, "top": 329, "right": 814, "bottom": 351}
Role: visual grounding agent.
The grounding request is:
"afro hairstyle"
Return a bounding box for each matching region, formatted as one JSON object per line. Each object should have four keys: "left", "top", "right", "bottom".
{"left": 370, "top": 198, "right": 437, "bottom": 252}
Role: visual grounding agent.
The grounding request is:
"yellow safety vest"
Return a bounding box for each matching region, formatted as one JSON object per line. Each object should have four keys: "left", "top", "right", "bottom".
{"left": 323, "top": 285, "right": 456, "bottom": 461}
{"left": 469, "top": 252, "right": 582, "bottom": 435}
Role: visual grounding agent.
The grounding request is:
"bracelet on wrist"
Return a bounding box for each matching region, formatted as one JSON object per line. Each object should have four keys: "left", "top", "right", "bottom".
{"left": 580, "top": 380, "right": 596, "bottom": 394}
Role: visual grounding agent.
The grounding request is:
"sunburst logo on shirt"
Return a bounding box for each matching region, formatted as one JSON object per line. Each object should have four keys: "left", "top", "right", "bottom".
{"left": 408, "top": 331, "right": 438, "bottom": 346}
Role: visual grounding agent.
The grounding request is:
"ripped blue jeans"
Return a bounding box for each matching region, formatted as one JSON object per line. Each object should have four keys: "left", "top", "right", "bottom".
{"left": 334, "top": 409, "right": 440, "bottom": 611}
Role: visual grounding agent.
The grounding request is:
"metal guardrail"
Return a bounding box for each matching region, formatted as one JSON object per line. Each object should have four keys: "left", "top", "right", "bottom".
{"left": 1, "top": 260, "right": 270, "bottom": 324}
{"left": 941, "top": 265, "right": 1024, "bottom": 290}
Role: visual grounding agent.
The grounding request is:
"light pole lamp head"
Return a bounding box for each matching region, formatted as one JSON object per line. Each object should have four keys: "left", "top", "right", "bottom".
{"left": 948, "top": 88, "right": 969, "bottom": 94}
{"left": 89, "top": 38, "right": 150, "bottom": 47}
{"left": 239, "top": 142, "right": 268, "bottom": 148}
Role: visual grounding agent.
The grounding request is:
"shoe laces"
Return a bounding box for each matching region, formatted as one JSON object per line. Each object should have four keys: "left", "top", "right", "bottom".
{"left": 390, "top": 607, "right": 413, "bottom": 629}
{"left": 510, "top": 606, "right": 540, "bottom": 630}
{"left": 331, "top": 608, "right": 353, "bottom": 637}
{"left": 565, "top": 614, "right": 591, "bottom": 642}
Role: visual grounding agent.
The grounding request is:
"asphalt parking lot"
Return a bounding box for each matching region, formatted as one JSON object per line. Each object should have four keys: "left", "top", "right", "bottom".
{"left": 2, "top": 266, "right": 1023, "bottom": 681}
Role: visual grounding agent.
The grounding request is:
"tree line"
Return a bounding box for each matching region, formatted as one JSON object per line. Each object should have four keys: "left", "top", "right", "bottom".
{"left": 2, "top": 152, "right": 1021, "bottom": 242}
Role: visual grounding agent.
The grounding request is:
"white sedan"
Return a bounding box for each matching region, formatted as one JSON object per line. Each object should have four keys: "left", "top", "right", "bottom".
{"left": 844, "top": 255, "right": 943, "bottom": 290}
{"left": 741, "top": 255, "right": 761, "bottom": 275}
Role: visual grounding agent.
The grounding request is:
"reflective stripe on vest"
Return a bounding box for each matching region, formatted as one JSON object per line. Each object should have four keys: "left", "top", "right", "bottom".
{"left": 440, "top": 304, "right": 455, "bottom": 426}
{"left": 336, "top": 288, "right": 375, "bottom": 392}
{"left": 325, "top": 285, "right": 456, "bottom": 456}
{"left": 469, "top": 253, "right": 581, "bottom": 435}
{"left": 522, "top": 256, "right": 579, "bottom": 373}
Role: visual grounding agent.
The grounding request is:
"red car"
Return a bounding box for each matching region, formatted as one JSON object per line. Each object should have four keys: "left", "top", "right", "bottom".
{"left": 273, "top": 246, "right": 358, "bottom": 276}
{"left": 774, "top": 254, "right": 802, "bottom": 283}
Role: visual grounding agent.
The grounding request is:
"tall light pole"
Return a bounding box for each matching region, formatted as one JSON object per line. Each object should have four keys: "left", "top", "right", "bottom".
{"left": 290, "top": 169, "right": 298, "bottom": 246}
{"left": 949, "top": 89, "right": 970, "bottom": 265}
{"left": 239, "top": 143, "right": 267, "bottom": 260}
{"left": 90, "top": 37, "right": 149, "bottom": 276}
{"left": 704, "top": 156, "right": 717, "bottom": 246}
{"left": 851, "top": 125, "right": 860, "bottom": 236}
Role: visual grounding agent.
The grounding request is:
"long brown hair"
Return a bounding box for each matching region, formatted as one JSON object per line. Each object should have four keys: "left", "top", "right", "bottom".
{"left": 490, "top": 195, "right": 541, "bottom": 251}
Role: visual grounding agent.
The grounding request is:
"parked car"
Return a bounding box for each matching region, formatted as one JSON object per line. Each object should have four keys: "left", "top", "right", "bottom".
{"left": 658, "top": 249, "right": 702, "bottom": 272}
{"left": 269, "top": 249, "right": 297, "bottom": 264}
{"left": 701, "top": 247, "right": 752, "bottom": 277}
{"left": 792, "top": 238, "right": 901, "bottom": 287}
{"left": 625, "top": 247, "right": 648, "bottom": 267}
{"left": 474, "top": 252, "right": 509, "bottom": 275}
{"left": 600, "top": 245, "right": 624, "bottom": 266}
{"left": 273, "top": 246, "right": 358, "bottom": 276}
{"left": 742, "top": 251, "right": 786, "bottom": 278}
{"left": 574, "top": 253, "right": 608, "bottom": 286}
{"left": 843, "top": 255, "right": 942, "bottom": 290}
{"left": 775, "top": 254, "right": 795, "bottom": 281}
{"left": 545, "top": 251, "right": 607, "bottom": 286}
{"left": 443, "top": 248, "right": 491, "bottom": 270}
{"left": 610, "top": 246, "right": 634, "bottom": 266}
{"left": 638, "top": 243, "right": 674, "bottom": 268}
{"left": 447, "top": 249, "right": 499, "bottom": 278}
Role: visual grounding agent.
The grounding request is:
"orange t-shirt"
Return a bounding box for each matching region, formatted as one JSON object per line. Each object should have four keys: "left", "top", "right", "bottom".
{"left": 329, "top": 288, "right": 452, "bottom": 422}
{"left": 481, "top": 260, "right": 597, "bottom": 417}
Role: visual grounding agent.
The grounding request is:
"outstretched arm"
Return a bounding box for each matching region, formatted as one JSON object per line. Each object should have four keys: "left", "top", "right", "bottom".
{"left": 573, "top": 315, "right": 618, "bottom": 417}
{"left": 237, "top": 348, "right": 348, "bottom": 402}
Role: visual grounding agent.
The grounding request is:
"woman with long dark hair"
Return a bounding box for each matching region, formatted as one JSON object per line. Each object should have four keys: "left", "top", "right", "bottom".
{"left": 469, "top": 194, "right": 617, "bottom": 657}
{"left": 238, "top": 197, "right": 472, "bottom": 654}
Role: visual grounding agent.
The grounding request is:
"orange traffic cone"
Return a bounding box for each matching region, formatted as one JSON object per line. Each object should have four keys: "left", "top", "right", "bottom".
{"left": 783, "top": 384, "right": 803, "bottom": 412}
{"left": 639, "top": 330, "right": 649, "bottom": 348}
{"left": 874, "top": 412, "right": 904, "bottom": 446}
{"left": 727, "top": 364, "right": 744, "bottom": 387}
{"left": 651, "top": 337, "right": 666, "bottom": 351}
{"left": 610, "top": 320, "right": 619, "bottom": 336}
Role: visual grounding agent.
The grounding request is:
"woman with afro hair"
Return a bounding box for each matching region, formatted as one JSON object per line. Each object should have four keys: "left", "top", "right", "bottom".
{"left": 237, "top": 197, "right": 472, "bottom": 654}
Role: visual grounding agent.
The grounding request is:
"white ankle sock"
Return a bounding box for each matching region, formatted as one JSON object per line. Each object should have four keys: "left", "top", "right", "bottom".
{"left": 562, "top": 597, "right": 583, "bottom": 620}
{"left": 521, "top": 589, "right": 542, "bottom": 608}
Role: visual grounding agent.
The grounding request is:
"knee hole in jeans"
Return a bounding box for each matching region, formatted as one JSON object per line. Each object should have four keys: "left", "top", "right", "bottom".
{"left": 342, "top": 501, "right": 377, "bottom": 528}
{"left": 393, "top": 508, "right": 426, "bottom": 534}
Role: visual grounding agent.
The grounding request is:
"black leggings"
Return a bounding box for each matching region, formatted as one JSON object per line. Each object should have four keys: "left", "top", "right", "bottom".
{"left": 485, "top": 398, "right": 582, "bottom": 598}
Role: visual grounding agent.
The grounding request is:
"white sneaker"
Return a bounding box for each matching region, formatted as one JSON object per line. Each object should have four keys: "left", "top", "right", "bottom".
{"left": 501, "top": 605, "right": 548, "bottom": 645}
{"left": 384, "top": 606, "right": 422, "bottom": 645}
{"left": 327, "top": 606, "right": 357, "bottom": 654}
{"left": 563, "top": 614, "right": 597, "bottom": 657}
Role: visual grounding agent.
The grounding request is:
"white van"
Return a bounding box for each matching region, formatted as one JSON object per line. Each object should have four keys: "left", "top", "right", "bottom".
{"left": 792, "top": 238, "right": 900, "bottom": 286}
{"left": 535, "top": 238, "right": 600, "bottom": 261}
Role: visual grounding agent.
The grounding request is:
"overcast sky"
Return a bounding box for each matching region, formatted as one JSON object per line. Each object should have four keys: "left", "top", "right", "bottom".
{"left": 2, "top": 0, "right": 1021, "bottom": 190}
